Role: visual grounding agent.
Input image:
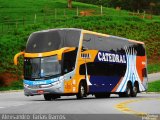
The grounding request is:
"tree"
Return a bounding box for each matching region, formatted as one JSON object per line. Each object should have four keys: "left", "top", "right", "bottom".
{"left": 68, "top": 0, "right": 72, "bottom": 8}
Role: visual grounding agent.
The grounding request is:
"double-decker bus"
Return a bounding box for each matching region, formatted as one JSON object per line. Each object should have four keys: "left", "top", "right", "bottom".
{"left": 14, "top": 28, "right": 148, "bottom": 100}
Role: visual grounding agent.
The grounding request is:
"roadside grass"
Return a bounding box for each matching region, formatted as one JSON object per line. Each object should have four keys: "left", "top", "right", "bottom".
{"left": 148, "top": 80, "right": 160, "bottom": 92}
{"left": 148, "top": 63, "right": 160, "bottom": 74}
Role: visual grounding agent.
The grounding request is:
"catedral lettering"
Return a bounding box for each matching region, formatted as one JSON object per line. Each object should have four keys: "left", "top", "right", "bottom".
{"left": 98, "top": 52, "right": 126, "bottom": 63}
{"left": 14, "top": 28, "right": 148, "bottom": 100}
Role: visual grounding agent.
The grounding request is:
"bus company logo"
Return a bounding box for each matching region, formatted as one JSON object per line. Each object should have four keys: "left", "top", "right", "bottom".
{"left": 97, "top": 52, "right": 126, "bottom": 64}
{"left": 33, "top": 81, "right": 47, "bottom": 85}
{"left": 81, "top": 53, "right": 91, "bottom": 59}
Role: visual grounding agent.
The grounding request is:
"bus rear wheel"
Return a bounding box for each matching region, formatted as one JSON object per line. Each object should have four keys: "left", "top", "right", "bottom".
{"left": 119, "top": 83, "right": 132, "bottom": 97}
{"left": 131, "top": 83, "right": 138, "bottom": 97}
{"left": 76, "top": 81, "right": 87, "bottom": 99}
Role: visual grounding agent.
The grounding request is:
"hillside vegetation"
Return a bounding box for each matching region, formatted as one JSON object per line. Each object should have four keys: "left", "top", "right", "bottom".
{"left": 0, "top": 0, "right": 160, "bottom": 89}
{"left": 148, "top": 80, "right": 160, "bottom": 92}
{"left": 75, "top": 0, "right": 160, "bottom": 15}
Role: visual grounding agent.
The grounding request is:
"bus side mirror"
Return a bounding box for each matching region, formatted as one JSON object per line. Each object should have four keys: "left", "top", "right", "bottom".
{"left": 14, "top": 52, "right": 25, "bottom": 65}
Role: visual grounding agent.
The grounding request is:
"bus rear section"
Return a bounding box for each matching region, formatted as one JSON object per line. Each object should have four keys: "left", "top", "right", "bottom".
{"left": 79, "top": 31, "right": 148, "bottom": 98}
{"left": 14, "top": 28, "right": 148, "bottom": 100}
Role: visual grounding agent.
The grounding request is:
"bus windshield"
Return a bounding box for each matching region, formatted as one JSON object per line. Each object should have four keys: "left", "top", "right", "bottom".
{"left": 24, "top": 55, "right": 61, "bottom": 80}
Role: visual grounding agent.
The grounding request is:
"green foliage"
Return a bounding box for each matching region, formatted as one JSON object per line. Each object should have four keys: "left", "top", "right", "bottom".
{"left": 0, "top": 80, "right": 23, "bottom": 91}
{"left": 0, "top": 0, "right": 160, "bottom": 77}
{"left": 148, "top": 80, "right": 160, "bottom": 92}
{"left": 148, "top": 63, "right": 160, "bottom": 74}
{"left": 75, "top": 0, "right": 160, "bottom": 15}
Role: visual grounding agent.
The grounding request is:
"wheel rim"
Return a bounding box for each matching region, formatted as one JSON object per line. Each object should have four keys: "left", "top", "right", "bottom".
{"left": 127, "top": 88, "right": 131, "bottom": 95}
{"left": 81, "top": 85, "right": 85, "bottom": 96}
{"left": 127, "top": 85, "right": 131, "bottom": 96}
{"left": 133, "top": 86, "right": 138, "bottom": 93}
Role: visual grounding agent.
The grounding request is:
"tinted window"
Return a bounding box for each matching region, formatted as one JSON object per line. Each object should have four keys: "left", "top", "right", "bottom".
{"left": 142, "top": 68, "right": 147, "bottom": 77}
{"left": 26, "top": 31, "right": 61, "bottom": 53}
{"left": 83, "top": 34, "right": 129, "bottom": 54}
{"left": 63, "top": 30, "right": 81, "bottom": 47}
{"left": 26, "top": 29, "right": 81, "bottom": 53}
{"left": 95, "top": 36, "right": 129, "bottom": 54}
{"left": 83, "top": 33, "right": 145, "bottom": 56}
{"left": 132, "top": 44, "right": 145, "bottom": 56}
{"left": 82, "top": 34, "right": 95, "bottom": 50}
{"left": 79, "top": 62, "right": 126, "bottom": 77}
{"left": 62, "top": 48, "right": 78, "bottom": 74}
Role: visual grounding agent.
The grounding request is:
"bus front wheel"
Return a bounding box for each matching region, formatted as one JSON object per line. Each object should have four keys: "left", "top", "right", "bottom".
{"left": 76, "top": 81, "right": 87, "bottom": 99}
{"left": 44, "top": 94, "right": 52, "bottom": 101}
{"left": 44, "top": 94, "right": 59, "bottom": 101}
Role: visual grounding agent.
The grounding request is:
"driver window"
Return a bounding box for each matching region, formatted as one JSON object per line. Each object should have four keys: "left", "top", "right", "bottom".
{"left": 62, "top": 48, "right": 78, "bottom": 74}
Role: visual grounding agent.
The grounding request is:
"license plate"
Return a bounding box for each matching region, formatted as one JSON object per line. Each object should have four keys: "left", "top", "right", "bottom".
{"left": 37, "top": 90, "right": 44, "bottom": 94}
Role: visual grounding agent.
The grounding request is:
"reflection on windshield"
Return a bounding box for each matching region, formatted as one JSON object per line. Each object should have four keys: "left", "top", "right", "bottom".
{"left": 41, "top": 56, "right": 61, "bottom": 77}
{"left": 24, "top": 56, "right": 61, "bottom": 80}
{"left": 30, "top": 58, "right": 41, "bottom": 78}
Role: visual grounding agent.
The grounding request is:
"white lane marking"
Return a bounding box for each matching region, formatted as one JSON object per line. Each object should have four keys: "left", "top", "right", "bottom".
{"left": 0, "top": 107, "right": 4, "bottom": 108}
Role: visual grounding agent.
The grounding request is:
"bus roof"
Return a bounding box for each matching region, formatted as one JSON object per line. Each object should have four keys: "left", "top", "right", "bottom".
{"left": 26, "top": 28, "right": 144, "bottom": 53}
{"left": 82, "top": 30, "right": 144, "bottom": 45}
{"left": 30, "top": 28, "right": 144, "bottom": 45}
{"left": 31, "top": 28, "right": 82, "bottom": 34}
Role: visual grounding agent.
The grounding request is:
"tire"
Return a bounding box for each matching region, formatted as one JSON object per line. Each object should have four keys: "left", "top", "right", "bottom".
{"left": 125, "top": 83, "right": 132, "bottom": 97}
{"left": 95, "top": 93, "right": 102, "bottom": 98}
{"left": 76, "top": 81, "right": 86, "bottom": 99}
{"left": 119, "top": 83, "right": 132, "bottom": 97}
{"left": 95, "top": 93, "right": 110, "bottom": 98}
{"left": 44, "top": 94, "right": 52, "bottom": 101}
{"left": 44, "top": 94, "right": 59, "bottom": 101}
{"left": 131, "top": 84, "right": 138, "bottom": 97}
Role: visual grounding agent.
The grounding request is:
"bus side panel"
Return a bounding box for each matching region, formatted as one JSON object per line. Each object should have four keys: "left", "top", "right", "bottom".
{"left": 136, "top": 56, "right": 148, "bottom": 91}
{"left": 64, "top": 79, "right": 74, "bottom": 94}
{"left": 87, "top": 50, "right": 127, "bottom": 93}
{"left": 115, "top": 57, "right": 147, "bottom": 92}
{"left": 136, "top": 56, "right": 146, "bottom": 82}
{"left": 63, "top": 74, "right": 86, "bottom": 94}
{"left": 89, "top": 76, "right": 122, "bottom": 93}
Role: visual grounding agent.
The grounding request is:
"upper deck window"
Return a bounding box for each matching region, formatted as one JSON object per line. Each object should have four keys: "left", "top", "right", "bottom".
{"left": 26, "top": 29, "right": 81, "bottom": 53}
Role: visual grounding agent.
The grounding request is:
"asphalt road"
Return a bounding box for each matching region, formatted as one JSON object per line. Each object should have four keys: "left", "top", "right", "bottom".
{"left": 0, "top": 91, "right": 160, "bottom": 120}
{"left": 148, "top": 72, "right": 160, "bottom": 82}
{"left": 0, "top": 72, "right": 160, "bottom": 120}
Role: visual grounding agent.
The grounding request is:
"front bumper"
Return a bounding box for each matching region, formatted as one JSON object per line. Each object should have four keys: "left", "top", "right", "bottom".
{"left": 24, "top": 85, "right": 63, "bottom": 96}
{"left": 24, "top": 77, "right": 64, "bottom": 96}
